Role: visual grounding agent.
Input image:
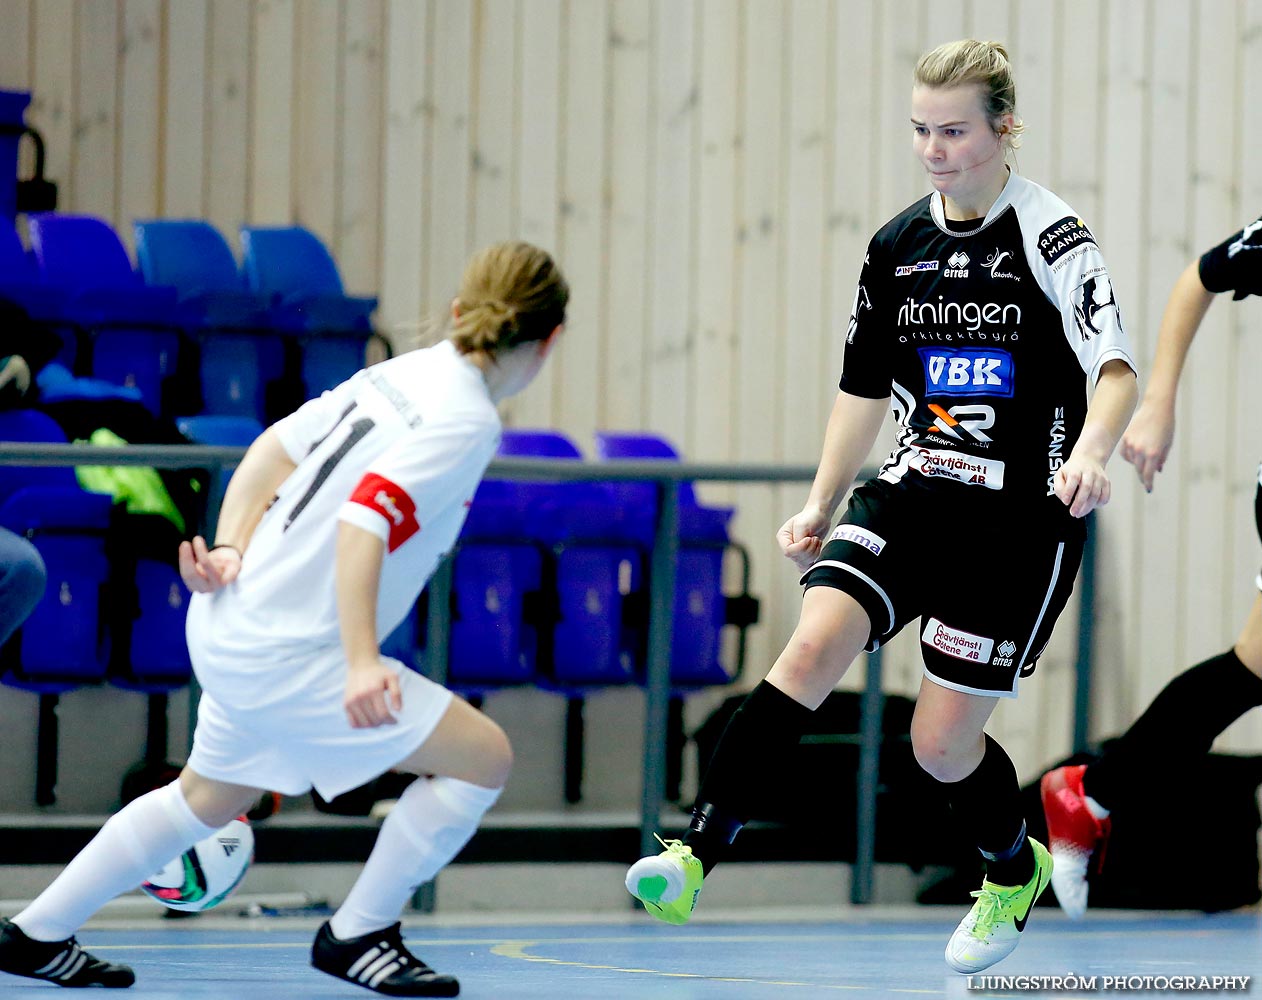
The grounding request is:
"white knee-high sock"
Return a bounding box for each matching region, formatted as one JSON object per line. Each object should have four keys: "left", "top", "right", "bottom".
{"left": 14, "top": 781, "right": 217, "bottom": 942}
{"left": 330, "top": 777, "right": 501, "bottom": 941}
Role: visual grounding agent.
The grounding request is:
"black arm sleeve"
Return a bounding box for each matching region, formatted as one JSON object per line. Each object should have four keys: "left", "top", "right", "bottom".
{"left": 1198, "top": 215, "right": 1262, "bottom": 301}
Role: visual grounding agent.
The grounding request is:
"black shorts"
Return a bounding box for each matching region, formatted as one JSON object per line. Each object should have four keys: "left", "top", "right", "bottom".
{"left": 800, "top": 478, "right": 1085, "bottom": 698}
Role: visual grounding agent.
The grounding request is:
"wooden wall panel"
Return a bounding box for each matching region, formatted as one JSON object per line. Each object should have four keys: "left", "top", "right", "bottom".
{"left": 249, "top": 0, "right": 294, "bottom": 226}
{"left": 603, "top": 0, "right": 652, "bottom": 431}
{"left": 471, "top": 0, "right": 518, "bottom": 251}
{"left": 204, "top": 0, "right": 251, "bottom": 242}
{"left": 425, "top": 2, "right": 474, "bottom": 335}
{"left": 553, "top": 0, "right": 608, "bottom": 445}
{"left": 0, "top": 0, "right": 33, "bottom": 91}
{"left": 378, "top": 0, "right": 431, "bottom": 349}
{"left": 118, "top": 0, "right": 163, "bottom": 240}
{"left": 509, "top": 0, "right": 562, "bottom": 428}
{"left": 732, "top": 0, "right": 787, "bottom": 677}
{"left": 161, "top": 0, "right": 209, "bottom": 218}
{"left": 337, "top": 0, "right": 385, "bottom": 295}
{"left": 294, "top": 0, "right": 339, "bottom": 239}
{"left": 781, "top": 0, "right": 828, "bottom": 464}
{"left": 29, "top": 0, "right": 76, "bottom": 210}
{"left": 692, "top": 0, "right": 739, "bottom": 467}
{"left": 645, "top": 0, "right": 696, "bottom": 443}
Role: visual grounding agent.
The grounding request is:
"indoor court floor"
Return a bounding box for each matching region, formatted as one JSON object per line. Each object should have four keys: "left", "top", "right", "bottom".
{"left": 5, "top": 908, "right": 1258, "bottom": 998}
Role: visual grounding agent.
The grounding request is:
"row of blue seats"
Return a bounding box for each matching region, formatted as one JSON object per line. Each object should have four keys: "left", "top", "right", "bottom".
{"left": 0, "top": 413, "right": 758, "bottom": 699}
{"left": 0, "top": 413, "right": 758, "bottom": 803}
{"left": 386, "top": 428, "right": 758, "bottom": 695}
{"left": 1, "top": 215, "right": 380, "bottom": 423}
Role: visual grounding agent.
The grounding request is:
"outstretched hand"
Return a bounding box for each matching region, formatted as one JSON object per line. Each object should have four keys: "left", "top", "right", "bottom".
{"left": 178, "top": 536, "right": 242, "bottom": 594}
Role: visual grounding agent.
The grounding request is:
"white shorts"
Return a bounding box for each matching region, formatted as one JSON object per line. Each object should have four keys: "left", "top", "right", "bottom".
{"left": 187, "top": 661, "right": 453, "bottom": 800}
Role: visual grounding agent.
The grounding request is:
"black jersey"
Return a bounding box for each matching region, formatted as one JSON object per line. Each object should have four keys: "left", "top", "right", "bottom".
{"left": 1199, "top": 214, "right": 1262, "bottom": 300}
{"left": 841, "top": 172, "right": 1135, "bottom": 513}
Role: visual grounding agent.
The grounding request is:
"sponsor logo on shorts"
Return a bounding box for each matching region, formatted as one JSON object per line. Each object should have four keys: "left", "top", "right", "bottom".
{"left": 1038, "top": 216, "right": 1097, "bottom": 266}
{"left": 993, "top": 639, "right": 1018, "bottom": 668}
{"left": 827, "top": 524, "right": 887, "bottom": 555}
{"left": 920, "top": 347, "right": 1014, "bottom": 397}
{"left": 911, "top": 447, "right": 1005, "bottom": 489}
{"left": 895, "top": 260, "right": 940, "bottom": 276}
{"left": 922, "top": 617, "right": 995, "bottom": 663}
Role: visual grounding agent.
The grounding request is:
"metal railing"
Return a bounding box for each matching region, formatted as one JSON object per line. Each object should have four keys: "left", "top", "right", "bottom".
{"left": 0, "top": 442, "right": 1098, "bottom": 905}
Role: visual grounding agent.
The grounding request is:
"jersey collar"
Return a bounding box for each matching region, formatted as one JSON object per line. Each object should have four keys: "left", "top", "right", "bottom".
{"left": 929, "top": 169, "right": 1021, "bottom": 236}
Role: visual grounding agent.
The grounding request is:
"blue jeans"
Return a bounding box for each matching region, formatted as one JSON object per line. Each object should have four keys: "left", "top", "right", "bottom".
{"left": 0, "top": 527, "right": 46, "bottom": 647}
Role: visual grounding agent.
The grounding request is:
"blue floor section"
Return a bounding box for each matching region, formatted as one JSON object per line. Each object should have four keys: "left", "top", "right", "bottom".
{"left": 4, "top": 911, "right": 1259, "bottom": 997}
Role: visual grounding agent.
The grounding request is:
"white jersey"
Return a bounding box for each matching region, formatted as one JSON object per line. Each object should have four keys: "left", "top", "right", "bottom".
{"left": 192, "top": 340, "right": 501, "bottom": 659}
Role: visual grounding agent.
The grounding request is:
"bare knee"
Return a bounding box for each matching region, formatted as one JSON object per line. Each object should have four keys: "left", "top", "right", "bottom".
{"left": 473, "top": 720, "right": 513, "bottom": 790}
{"left": 910, "top": 721, "right": 981, "bottom": 784}
{"left": 178, "top": 769, "right": 262, "bottom": 828}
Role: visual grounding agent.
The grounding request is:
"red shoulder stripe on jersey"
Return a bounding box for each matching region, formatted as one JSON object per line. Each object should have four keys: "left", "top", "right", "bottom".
{"left": 350, "top": 473, "right": 420, "bottom": 552}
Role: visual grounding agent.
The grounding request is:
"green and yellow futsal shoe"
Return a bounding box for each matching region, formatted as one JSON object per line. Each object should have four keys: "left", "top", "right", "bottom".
{"left": 944, "top": 837, "right": 1053, "bottom": 974}
{"left": 624, "top": 836, "right": 704, "bottom": 926}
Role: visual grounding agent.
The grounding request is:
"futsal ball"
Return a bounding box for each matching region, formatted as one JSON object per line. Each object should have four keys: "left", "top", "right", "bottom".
{"left": 140, "top": 816, "right": 254, "bottom": 912}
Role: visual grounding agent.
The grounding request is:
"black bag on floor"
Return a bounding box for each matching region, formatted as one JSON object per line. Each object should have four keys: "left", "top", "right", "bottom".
{"left": 919, "top": 746, "right": 1262, "bottom": 912}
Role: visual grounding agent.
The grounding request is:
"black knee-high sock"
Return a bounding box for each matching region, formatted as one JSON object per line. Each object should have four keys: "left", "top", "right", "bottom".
{"left": 941, "top": 734, "right": 1033, "bottom": 887}
{"left": 683, "top": 680, "right": 814, "bottom": 875}
{"left": 1084, "top": 648, "right": 1262, "bottom": 810}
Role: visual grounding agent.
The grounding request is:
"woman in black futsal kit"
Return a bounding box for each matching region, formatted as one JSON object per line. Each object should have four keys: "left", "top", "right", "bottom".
{"left": 626, "top": 38, "right": 1138, "bottom": 975}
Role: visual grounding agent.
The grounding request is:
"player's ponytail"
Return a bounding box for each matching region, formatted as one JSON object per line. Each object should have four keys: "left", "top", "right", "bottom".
{"left": 451, "top": 242, "right": 568, "bottom": 357}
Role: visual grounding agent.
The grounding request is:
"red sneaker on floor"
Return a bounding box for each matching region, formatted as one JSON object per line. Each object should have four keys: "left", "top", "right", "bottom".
{"left": 1040, "top": 764, "right": 1111, "bottom": 920}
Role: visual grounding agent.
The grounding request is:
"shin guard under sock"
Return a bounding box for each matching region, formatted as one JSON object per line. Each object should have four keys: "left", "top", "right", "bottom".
{"left": 1084, "top": 649, "right": 1262, "bottom": 810}
{"left": 941, "top": 734, "right": 1033, "bottom": 886}
{"left": 684, "top": 680, "right": 814, "bottom": 874}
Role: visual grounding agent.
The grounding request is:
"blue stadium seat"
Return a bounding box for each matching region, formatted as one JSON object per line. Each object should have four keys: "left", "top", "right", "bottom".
{"left": 238, "top": 225, "right": 378, "bottom": 397}
{"left": 0, "top": 224, "right": 66, "bottom": 324}
{"left": 0, "top": 409, "right": 114, "bottom": 805}
{"left": 491, "top": 430, "right": 642, "bottom": 690}
{"left": 443, "top": 430, "right": 572, "bottom": 692}
{"left": 25, "top": 214, "right": 194, "bottom": 416}
{"left": 111, "top": 558, "right": 191, "bottom": 693}
{"left": 134, "top": 220, "right": 288, "bottom": 422}
{"left": 175, "top": 414, "right": 262, "bottom": 521}
{"left": 592, "top": 431, "right": 760, "bottom": 803}
{"left": 0, "top": 410, "right": 113, "bottom": 691}
{"left": 592, "top": 431, "right": 746, "bottom": 687}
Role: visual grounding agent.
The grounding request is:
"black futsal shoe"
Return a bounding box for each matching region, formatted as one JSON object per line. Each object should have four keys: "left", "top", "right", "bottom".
{"left": 311, "top": 920, "right": 459, "bottom": 997}
{"left": 0, "top": 916, "right": 135, "bottom": 988}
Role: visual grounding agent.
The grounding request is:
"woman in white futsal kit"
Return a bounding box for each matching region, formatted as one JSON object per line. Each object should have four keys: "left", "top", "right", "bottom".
{"left": 0, "top": 241, "right": 568, "bottom": 997}
{"left": 625, "top": 39, "right": 1138, "bottom": 976}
